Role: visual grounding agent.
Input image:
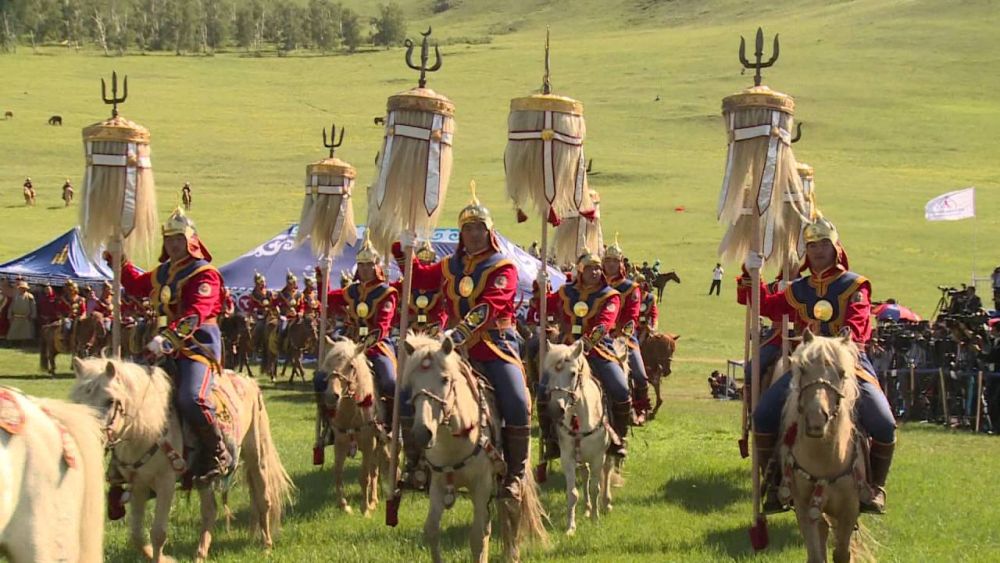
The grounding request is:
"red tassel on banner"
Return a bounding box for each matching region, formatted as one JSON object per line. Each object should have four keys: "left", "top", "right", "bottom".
{"left": 580, "top": 208, "right": 596, "bottom": 222}
{"left": 547, "top": 207, "right": 561, "bottom": 226}
{"left": 516, "top": 208, "right": 528, "bottom": 223}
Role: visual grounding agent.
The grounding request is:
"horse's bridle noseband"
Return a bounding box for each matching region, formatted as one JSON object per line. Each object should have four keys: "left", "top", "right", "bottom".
{"left": 796, "top": 376, "right": 846, "bottom": 418}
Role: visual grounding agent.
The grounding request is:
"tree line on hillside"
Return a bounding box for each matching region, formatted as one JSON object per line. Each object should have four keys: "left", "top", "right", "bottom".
{"left": 0, "top": 0, "right": 408, "bottom": 55}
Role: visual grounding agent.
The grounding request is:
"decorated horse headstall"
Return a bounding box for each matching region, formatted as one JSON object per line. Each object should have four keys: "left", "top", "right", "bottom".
{"left": 410, "top": 367, "right": 505, "bottom": 509}
{"left": 547, "top": 356, "right": 607, "bottom": 464}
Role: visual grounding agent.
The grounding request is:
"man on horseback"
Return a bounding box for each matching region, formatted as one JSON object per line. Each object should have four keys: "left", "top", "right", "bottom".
{"left": 116, "top": 206, "right": 233, "bottom": 485}
{"left": 317, "top": 235, "right": 399, "bottom": 429}
{"left": 56, "top": 280, "right": 86, "bottom": 339}
{"left": 547, "top": 252, "right": 632, "bottom": 460}
{"left": 62, "top": 178, "right": 74, "bottom": 206}
{"left": 393, "top": 241, "right": 448, "bottom": 334}
{"left": 301, "top": 274, "right": 321, "bottom": 320}
{"left": 94, "top": 281, "right": 114, "bottom": 334}
{"left": 274, "top": 270, "right": 304, "bottom": 340}
{"left": 181, "top": 181, "right": 192, "bottom": 210}
{"left": 635, "top": 274, "right": 659, "bottom": 342}
{"left": 603, "top": 237, "right": 652, "bottom": 425}
{"left": 248, "top": 272, "right": 270, "bottom": 318}
{"left": 392, "top": 193, "right": 532, "bottom": 501}
{"left": 739, "top": 216, "right": 895, "bottom": 514}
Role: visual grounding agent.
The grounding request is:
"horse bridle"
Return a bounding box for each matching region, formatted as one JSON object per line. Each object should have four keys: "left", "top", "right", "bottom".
{"left": 410, "top": 376, "right": 459, "bottom": 440}
{"left": 796, "top": 376, "right": 846, "bottom": 418}
{"left": 102, "top": 370, "right": 154, "bottom": 449}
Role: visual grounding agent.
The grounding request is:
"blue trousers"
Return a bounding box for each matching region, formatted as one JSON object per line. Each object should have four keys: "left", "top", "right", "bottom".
{"left": 174, "top": 325, "right": 221, "bottom": 429}
{"left": 626, "top": 343, "right": 649, "bottom": 390}
{"left": 753, "top": 370, "right": 897, "bottom": 444}
{"left": 471, "top": 358, "right": 530, "bottom": 427}
{"left": 587, "top": 355, "right": 631, "bottom": 403}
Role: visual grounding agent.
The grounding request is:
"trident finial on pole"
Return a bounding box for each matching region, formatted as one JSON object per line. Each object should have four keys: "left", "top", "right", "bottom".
{"left": 542, "top": 27, "right": 552, "bottom": 95}
{"left": 323, "top": 123, "right": 345, "bottom": 158}
{"left": 404, "top": 27, "right": 442, "bottom": 89}
{"left": 738, "top": 27, "right": 780, "bottom": 87}
{"left": 790, "top": 122, "right": 803, "bottom": 143}
{"left": 100, "top": 71, "right": 128, "bottom": 118}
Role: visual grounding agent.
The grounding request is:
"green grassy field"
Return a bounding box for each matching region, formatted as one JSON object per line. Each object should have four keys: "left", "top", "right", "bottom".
{"left": 2, "top": 0, "right": 1000, "bottom": 560}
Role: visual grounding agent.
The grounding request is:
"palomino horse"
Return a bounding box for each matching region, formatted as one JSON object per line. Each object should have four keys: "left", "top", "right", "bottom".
{"left": 71, "top": 357, "right": 295, "bottom": 562}
{"left": 543, "top": 341, "right": 613, "bottom": 535}
{"left": 779, "top": 332, "right": 872, "bottom": 563}
{"left": 39, "top": 315, "right": 106, "bottom": 375}
{"left": 404, "top": 334, "right": 547, "bottom": 563}
{"left": 317, "top": 336, "right": 388, "bottom": 516}
{"left": 640, "top": 332, "right": 680, "bottom": 420}
{"left": 23, "top": 185, "right": 35, "bottom": 206}
{"left": 0, "top": 388, "right": 105, "bottom": 562}
{"left": 281, "top": 316, "right": 317, "bottom": 384}
{"left": 650, "top": 271, "right": 681, "bottom": 304}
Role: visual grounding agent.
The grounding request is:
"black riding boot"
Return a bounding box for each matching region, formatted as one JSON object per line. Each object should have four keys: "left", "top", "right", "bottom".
{"left": 609, "top": 400, "right": 632, "bottom": 458}
{"left": 861, "top": 440, "right": 895, "bottom": 514}
{"left": 754, "top": 432, "right": 788, "bottom": 514}
{"left": 193, "top": 424, "right": 233, "bottom": 485}
{"left": 399, "top": 415, "right": 426, "bottom": 490}
{"left": 632, "top": 384, "right": 652, "bottom": 427}
{"left": 501, "top": 425, "right": 531, "bottom": 500}
{"left": 314, "top": 392, "right": 331, "bottom": 465}
{"left": 536, "top": 397, "right": 560, "bottom": 460}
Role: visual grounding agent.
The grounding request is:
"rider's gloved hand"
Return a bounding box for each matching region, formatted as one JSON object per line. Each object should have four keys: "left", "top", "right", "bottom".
{"left": 146, "top": 334, "right": 173, "bottom": 357}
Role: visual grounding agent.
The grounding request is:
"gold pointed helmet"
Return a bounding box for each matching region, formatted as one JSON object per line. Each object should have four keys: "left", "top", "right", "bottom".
{"left": 254, "top": 271, "right": 266, "bottom": 286}
{"left": 605, "top": 232, "right": 625, "bottom": 261}
{"left": 286, "top": 269, "right": 297, "bottom": 285}
{"left": 416, "top": 240, "right": 436, "bottom": 262}
{"left": 576, "top": 248, "right": 602, "bottom": 272}
{"left": 803, "top": 214, "right": 839, "bottom": 245}
{"left": 356, "top": 230, "right": 380, "bottom": 264}
{"left": 162, "top": 206, "right": 196, "bottom": 239}
{"left": 458, "top": 180, "right": 494, "bottom": 230}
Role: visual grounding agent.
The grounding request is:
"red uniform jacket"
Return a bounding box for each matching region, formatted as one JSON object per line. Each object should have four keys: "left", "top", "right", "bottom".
{"left": 609, "top": 275, "right": 642, "bottom": 348}
{"left": 326, "top": 280, "right": 397, "bottom": 359}
{"left": 121, "top": 257, "right": 222, "bottom": 341}
{"left": 552, "top": 281, "right": 621, "bottom": 362}
{"left": 246, "top": 287, "right": 270, "bottom": 317}
{"left": 395, "top": 242, "right": 519, "bottom": 364}
{"left": 273, "top": 287, "right": 304, "bottom": 318}
{"left": 56, "top": 294, "right": 87, "bottom": 319}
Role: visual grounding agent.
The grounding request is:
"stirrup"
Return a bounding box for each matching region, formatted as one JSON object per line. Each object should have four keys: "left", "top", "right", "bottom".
{"left": 860, "top": 488, "right": 886, "bottom": 515}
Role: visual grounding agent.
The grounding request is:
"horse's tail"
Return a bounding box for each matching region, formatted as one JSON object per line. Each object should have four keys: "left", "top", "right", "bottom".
{"left": 850, "top": 519, "right": 878, "bottom": 563}
{"left": 246, "top": 381, "right": 295, "bottom": 537}
{"left": 502, "top": 456, "right": 550, "bottom": 555}
{"left": 39, "top": 399, "right": 106, "bottom": 563}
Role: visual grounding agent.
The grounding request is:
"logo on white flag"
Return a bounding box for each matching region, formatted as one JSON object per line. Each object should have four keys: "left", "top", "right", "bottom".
{"left": 925, "top": 187, "right": 975, "bottom": 221}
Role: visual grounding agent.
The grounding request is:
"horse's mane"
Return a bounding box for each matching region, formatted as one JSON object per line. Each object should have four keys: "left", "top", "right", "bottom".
{"left": 781, "top": 335, "right": 861, "bottom": 434}
{"left": 71, "top": 357, "right": 173, "bottom": 444}
{"left": 323, "top": 339, "right": 375, "bottom": 398}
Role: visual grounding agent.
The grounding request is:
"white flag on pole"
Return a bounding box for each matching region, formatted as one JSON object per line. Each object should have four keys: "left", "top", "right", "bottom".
{"left": 925, "top": 187, "right": 975, "bottom": 221}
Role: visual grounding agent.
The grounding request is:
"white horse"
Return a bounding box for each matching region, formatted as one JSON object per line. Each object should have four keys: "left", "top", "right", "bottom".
{"left": 543, "top": 341, "right": 614, "bottom": 535}
{"left": 403, "top": 333, "right": 548, "bottom": 563}
{"left": 318, "top": 336, "right": 389, "bottom": 516}
{"left": 780, "top": 331, "right": 873, "bottom": 563}
{"left": 0, "top": 387, "right": 105, "bottom": 562}
{"left": 71, "top": 357, "right": 295, "bottom": 562}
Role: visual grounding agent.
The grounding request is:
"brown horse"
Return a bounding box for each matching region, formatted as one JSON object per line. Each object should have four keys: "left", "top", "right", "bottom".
{"left": 39, "top": 315, "right": 105, "bottom": 375}
{"left": 3, "top": 110, "right": 12, "bottom": 119}
{"left": 262, "top": 315, "right": 282, "bottom": 382}
{"left": 281, "top": 316, "right": 317, "bottom": 384}
{"left": 221, "top": 312, "right": 252, "bottom": 373}
{"left": 181, "top": 188, "right": 192, "bottom": 210}
{"left": 48, "top": 115, "right": 62, "bottom": 126}
{"left": 640, "top": 332, "right": 679, "bottom": 420}
{"left": 122, "top": 315, "right": 157, "bottom": 360}
{"left": 651, "top": 271, "right": 681, "bottom": 304}
{"left": 62, "top": 185, "right": 74, "bottom": 206}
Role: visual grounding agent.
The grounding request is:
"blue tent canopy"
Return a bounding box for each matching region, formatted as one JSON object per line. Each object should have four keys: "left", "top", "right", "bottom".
{"left": 219, "top": 225, "right": 564, "bottom": 304}
{"left": 0, "top": 227, "right": 114, "bottom": 286}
